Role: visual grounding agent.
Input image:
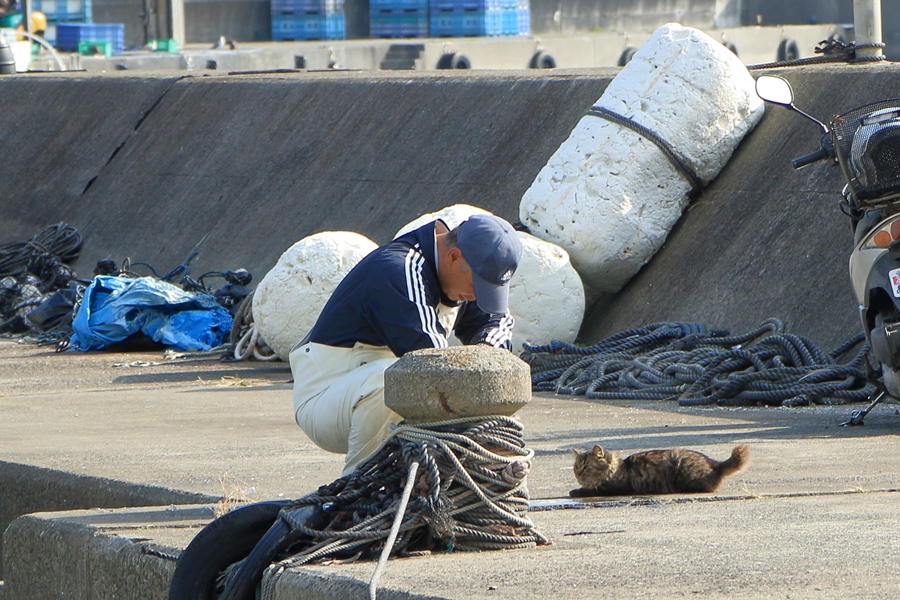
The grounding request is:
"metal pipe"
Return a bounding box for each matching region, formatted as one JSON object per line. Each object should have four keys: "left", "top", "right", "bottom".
{"left": 853, "top": 0, "right": 883, "bottom": 59}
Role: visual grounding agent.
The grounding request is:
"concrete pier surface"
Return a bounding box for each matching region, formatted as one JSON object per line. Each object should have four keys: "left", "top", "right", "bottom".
{"left": 2, "top": 339, "right": 900, "bottom": 598}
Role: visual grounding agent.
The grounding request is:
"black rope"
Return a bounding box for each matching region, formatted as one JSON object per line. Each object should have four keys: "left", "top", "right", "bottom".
{"left": 748, "top": 39, "right": 886, "bottom": 71}
{"left": 586, "top": 105, "right": 703, "bottom": 194}
{"left": 0, "top": 222, "right": 82, "bottom": 281}
{"left": 141, "top": 544, "right": 180, "bottom": 562}
{"left": 521, "top": 320, "right": 875, "bottom": 407}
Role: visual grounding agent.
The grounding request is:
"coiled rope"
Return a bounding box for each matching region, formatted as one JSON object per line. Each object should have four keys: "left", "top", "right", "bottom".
{"left": 248, "top": 416, "right": 547, "bottom": 599}
{"left": 230, "top": 289, "right": 278, "bottom": 361}
{"left": 0, "top": 222, "right": 83, "bottom": 280}
{"left": 521, "top": 319, "right": 875, "bottom": 407}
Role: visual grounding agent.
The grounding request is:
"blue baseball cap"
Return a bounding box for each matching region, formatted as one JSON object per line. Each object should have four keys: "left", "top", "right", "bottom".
{"left": 456, "top": 214, "right": 523, "bottom": 314}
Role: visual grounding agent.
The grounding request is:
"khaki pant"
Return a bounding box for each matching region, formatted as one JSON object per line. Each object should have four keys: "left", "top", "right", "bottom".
{"left": 290, "top": 341, "right": 401, "bottom": 474}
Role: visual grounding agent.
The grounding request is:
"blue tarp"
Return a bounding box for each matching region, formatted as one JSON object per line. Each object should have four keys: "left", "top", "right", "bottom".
{"left": 69, "top": 276, "right": 233, "bottom": 351}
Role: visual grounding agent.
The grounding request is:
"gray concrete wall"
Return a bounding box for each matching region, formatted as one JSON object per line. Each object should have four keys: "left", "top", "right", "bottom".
{"left": 93, "top": 0, "right": 273, "bottom": 48}
{"left": 741, "top": 0, "right": 851, "bottom": 26}
{"left": 532, "top": 0, "right": 719, "bottom": 35}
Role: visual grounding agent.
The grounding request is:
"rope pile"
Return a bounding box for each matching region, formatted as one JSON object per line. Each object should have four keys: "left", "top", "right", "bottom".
{"left": 0, "top": 222, "right": 82, "bottom": 280}
{"left": 0, "top": 223, "right": 82, "bottom": 338}
{"left": 251, "top": 416, "right": 548, "bottom": 598}
{"left": 522, "top": 319, "right": 875, "bottom": 407}
{"left": 229, "top": 289, "right": 278, "bottom": 361}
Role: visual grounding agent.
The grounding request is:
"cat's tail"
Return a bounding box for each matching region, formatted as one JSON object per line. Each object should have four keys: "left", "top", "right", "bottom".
{"left": 717, "top": 444, "right": 750, "bottom": 477}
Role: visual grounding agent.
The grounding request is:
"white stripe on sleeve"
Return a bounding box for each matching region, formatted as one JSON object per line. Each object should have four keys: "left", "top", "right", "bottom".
{"left": 404, "top": 247, "right": 447, "bottom": 349}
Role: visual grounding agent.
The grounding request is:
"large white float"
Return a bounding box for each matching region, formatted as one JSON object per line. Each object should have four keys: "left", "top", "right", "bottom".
{"left": 519, "top": 23, "right": 765, "bottom": 292}
{"left": 252, "top": 231, "right": 377, "bottom": 360}
{"left": 396, "top": 204, "right": 585, "bottom": 351}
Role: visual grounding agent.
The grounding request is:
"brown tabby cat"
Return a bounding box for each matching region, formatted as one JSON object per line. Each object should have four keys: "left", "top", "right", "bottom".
{"left": 570, "top": 444, "right": 750, "bottom": 497}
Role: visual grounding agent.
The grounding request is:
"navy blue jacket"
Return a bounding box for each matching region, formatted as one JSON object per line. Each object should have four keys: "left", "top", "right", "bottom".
{"left": 307, "top": 220, "right": 514, "bottom": 356}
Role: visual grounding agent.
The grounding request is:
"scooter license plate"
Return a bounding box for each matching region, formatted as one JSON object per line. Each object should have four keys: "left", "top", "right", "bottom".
{"left": 891, "top": 268, "right": 900, "bottom": 298}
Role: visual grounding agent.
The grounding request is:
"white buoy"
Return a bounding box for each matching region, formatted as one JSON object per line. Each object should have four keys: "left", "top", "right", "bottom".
{"left": 252, "top": 231, "right": 377, "bottom": 360}
{"left": 510, "top": 231, "right": 584, "bottom": 351}
{"left": 393, "top": 203, "right": 491, "bottom": 238}
{"left": 519, "top": 23, "right": 765, "bottom": 292}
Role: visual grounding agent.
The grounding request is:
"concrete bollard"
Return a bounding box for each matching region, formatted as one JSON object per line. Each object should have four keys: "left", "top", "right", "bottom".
{"left": 384, "top": 345, "right": 531, "bottom": 423}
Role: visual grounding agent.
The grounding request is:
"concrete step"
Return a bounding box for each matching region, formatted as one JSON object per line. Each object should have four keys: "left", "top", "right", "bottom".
{"left": 380, "top": 43, "right": 426, "bottom": 70}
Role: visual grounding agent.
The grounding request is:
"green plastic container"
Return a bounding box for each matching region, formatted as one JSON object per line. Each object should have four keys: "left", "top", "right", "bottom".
{"left": 154, "top": 38, "right": 178, "bottom": 53}
{"left": 78, "top": 40, "right": 112, "bottom": 57}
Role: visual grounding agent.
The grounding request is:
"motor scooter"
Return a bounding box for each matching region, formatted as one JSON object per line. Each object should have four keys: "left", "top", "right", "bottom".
{"left": 756, "top": 75, "right": 900, "bottom": 425}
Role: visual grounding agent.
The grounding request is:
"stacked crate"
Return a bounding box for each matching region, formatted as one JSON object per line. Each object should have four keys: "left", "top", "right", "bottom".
{"left": 370, "top": 0, "right": 429, "bottom": 39}
{"left": 55, "top": 22, "right": 125, "bottom": 54}
{"left": 30, "top": 0, "right": 93, "bottom": 46}
{"left": 517, "top": 0, "right": 530, "bottom": 36}
{"left": 272, "top": 0, "right": 346, "bottom": 41}
{"left": 30, "top": 0, "right": 92, "bottom": 24}
{"left": 429, "top": 0, "right": 526, "bottom": 37}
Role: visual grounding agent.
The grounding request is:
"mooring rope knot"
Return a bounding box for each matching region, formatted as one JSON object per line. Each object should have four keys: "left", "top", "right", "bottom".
{"left": 253, "top": 415, "right": 548, "bottom": 600}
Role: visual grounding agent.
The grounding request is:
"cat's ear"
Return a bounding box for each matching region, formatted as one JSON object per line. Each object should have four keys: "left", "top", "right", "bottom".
{"left": 571, "top": 448, "right": 582, "bottom": 456}
{"left": 592, "top": 444, "right": 606, "bottom": 457}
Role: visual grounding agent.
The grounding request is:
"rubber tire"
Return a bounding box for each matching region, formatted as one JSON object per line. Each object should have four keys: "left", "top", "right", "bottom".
{"left": 451, "top": 53, "right": 471, "bottom": 69}
{"left": 219, "top": 520, "right": 292, "bottom": 600}
{"left": 777, "top": 38, "right": 800, "bottom": 62}
{"left": 617, "top": 46, "right": 638, "bottom": 67}
{"left": 437, "top": 52, "right": 471, "bottom": 69}
{"left": 219, "top": 505, "right": 324, "bottom": 600}
{"left": 529, "top": 51, "right": 556, "bottom": 69}
{"left": 167, "top": 500, "right": 290, "bottom": 600}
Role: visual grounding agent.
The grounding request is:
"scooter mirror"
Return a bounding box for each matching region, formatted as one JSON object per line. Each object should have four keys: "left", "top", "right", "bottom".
{"left": 755, "top": 75, "right": 794, "bottom": 106}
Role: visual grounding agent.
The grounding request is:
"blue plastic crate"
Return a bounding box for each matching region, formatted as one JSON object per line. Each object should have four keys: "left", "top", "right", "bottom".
{"left": 30, "top": 0, "right": 93, "bottom": 23}
{"left": 272, "top": 13, "right": 346, "bottom": 40}
{"left": 55, "top": 22, "right": 124, "bottom": 53}
{"left": 370, "top": 14, "right": 429, "bottom": 38}
{"left": 430, "top": 7, "right": 506, "bottom": 37}
{"left": 430, "top": 0, "right": 508, "bottom": 11}
{"left": 370, "top": 0, "right": 427, "bottom": 9}
{"left": 517, "top": 6, "right": 530, "bottom": 36}
{"left": 271, "top": 0, "right": 343, "bottom": 16}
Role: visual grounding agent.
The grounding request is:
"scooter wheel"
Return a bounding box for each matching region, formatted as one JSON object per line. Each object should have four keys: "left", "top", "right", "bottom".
{"left": 167, "top": 500, "right": 290, "bottom": 600}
